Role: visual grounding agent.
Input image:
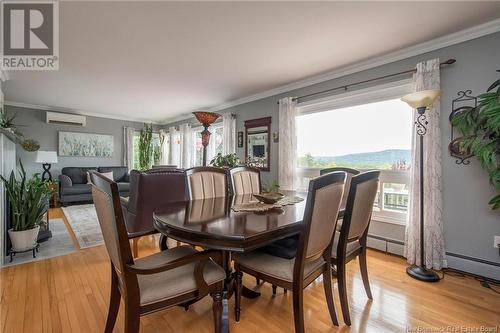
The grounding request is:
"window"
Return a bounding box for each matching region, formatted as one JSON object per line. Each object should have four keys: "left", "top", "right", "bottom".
{"left": 192, "top": 124, "right": 224, "bottom": 166}
{"left": 295, "top": 81, "right": 413, "bottom": 224}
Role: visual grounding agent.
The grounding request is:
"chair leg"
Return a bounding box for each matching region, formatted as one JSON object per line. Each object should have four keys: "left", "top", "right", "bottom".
{"left": 272, "top": 285, "right": 277, "bottom": 295}
{"left": 359, "top": 250, "right": 373, "bottom": 299}
{"left": 211, "top": 291, "right": 223, "bottom": 333}
{"left": 256, "top": 277, "right": 260, "bottom": 285}
{"left": 337, "top": 262, "right": 351, "bottom": 326}
{"left": 132, "top": 238, "right": 139, "bottom": 258}
{"left": 104, "top": 269, "right": 121, "bottom": 333}
{"left": 234, "top": 270, "right": 243, "bottom": 322}
{"left": 292, "top": 285, "right": 305, "bottom": 333}
{"left": 159, "top": 234, "right": 168, "bottom": 251}
{"left": 322, "top": 267, "right": 339, "bottom": 326}
{"left": 124, "top": 302, "right": 140, "bottom": 333}
{"left": 284, "top": 288, "right": 287, "bottom": 294}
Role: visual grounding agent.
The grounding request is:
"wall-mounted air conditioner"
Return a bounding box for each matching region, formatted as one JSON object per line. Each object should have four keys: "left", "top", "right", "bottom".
{"left": 46, "top": 111, "right": 86, "bottom": 126}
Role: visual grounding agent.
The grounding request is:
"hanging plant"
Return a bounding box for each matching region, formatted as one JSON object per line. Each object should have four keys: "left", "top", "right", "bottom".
{"left": 21, "top": 139, "right": 40, "bottom": 152}
{"left": 138, "top": 123, "right": 153, "bottom": 171}
{"left": 452, "top": 70, "right": 500, "bottom": 209}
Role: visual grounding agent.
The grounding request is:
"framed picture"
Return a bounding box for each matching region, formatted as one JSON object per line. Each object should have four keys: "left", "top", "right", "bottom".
{"left": 237, "top": 131, "right": 244, "bottom": 148}
{"left": 58, "top": 131, "right": 114, "bottom": 157}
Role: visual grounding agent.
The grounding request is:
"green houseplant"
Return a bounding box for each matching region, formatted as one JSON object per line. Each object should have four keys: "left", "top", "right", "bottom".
{"left": 138, "top": 123, "right": 154, "bottom": 170}
{"left": 210, "top": 153, "right": 241, "bottom": 168}
{"left": 0, "top": 161, "right": 52, "bottom": 251}
{"left": 452, "top": 70, "right": 500, "bottom": 209}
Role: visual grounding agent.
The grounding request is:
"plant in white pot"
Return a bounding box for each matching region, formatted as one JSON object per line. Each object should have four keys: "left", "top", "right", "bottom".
{"left": 1, "top": 161, "right": 51, "bottom": 251}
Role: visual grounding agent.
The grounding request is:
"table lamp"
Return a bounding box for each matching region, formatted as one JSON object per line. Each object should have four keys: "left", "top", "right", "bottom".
{"left": 35, "top": 151, "right": 58, "bottom": 181}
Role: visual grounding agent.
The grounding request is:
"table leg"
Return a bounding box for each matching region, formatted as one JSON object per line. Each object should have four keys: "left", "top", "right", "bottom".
{"left": 220, "top": 250, "right": 261, "bottom": 299}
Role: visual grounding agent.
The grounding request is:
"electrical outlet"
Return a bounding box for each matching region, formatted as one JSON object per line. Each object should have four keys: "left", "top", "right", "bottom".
{"left": 494, "top": 236, "right": 500, "bottom": 249}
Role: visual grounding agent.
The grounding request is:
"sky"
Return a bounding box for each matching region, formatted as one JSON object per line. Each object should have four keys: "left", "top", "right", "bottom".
{"left": 296, "top": 98, "right": 413, "bottom": 157}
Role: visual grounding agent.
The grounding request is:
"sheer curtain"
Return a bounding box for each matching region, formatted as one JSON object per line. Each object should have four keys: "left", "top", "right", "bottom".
{"left": 278, "top": 97, "right": 297, "bottom": 191}
{"left": 222, "top": 113, "right": 236, "bottom": 155}
{"left": 123, "top": 126, "right": 135, "bottom": 171}
{"left": 159, "top": 129, "right": 169, "bottom": 164}
{"left": 179, "top": 123, "right": 192, "bottom": 169}
{"left": 168, "top": 126, "right": 180, "bottom": 167}
{"left": 404, "top": 58, "right": 446, "bottom": 270}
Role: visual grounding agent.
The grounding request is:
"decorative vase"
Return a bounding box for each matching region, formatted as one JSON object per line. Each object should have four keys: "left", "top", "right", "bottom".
{"left": 8, "top": 225, "right": 40, "bottom": 251}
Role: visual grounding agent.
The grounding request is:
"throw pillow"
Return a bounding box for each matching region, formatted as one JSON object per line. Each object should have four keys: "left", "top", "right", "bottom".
{"left": 87, "top": 171, "right": 114, "bottom": 183}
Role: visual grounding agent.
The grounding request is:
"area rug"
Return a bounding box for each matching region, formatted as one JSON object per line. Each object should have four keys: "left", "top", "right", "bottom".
{"left": 62, "top": 204, "right": 104, "bottom": 249}
{"left": 3, "top": 219, "right": 77, "bottom": 267}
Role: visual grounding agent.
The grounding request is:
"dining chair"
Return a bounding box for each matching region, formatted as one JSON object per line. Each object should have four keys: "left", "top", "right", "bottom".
{"left": 186, "top": 166, "right": 228, "bottom": 200}
{"left": 233, "top": 171, "right": 346, "bottom": 333}
{"left": 121, "top": 168, "right": 189, "bottom": 256}
{"left": 320, "top": 167, "right": 360, "bottom": 212}
{"left": 331, "top": 170, "right": 380, "bottom": 326}
{"left": 229, "top": 166, "right": 261, "bottom": 195}
{"left": 89, "top": 171, "right": 226, "bottom": 333}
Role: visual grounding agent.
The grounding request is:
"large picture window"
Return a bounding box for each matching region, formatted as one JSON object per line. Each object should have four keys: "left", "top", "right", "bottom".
{"left": 296, "top": 81, "right": 413, "bottom": 223}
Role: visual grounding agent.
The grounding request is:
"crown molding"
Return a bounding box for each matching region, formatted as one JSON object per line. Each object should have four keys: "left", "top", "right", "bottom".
{"left": 205, "top": 18, "right": 500, "bottom": 114}
{"left": 4, "top": 100, "right": 160, "bottom": 124}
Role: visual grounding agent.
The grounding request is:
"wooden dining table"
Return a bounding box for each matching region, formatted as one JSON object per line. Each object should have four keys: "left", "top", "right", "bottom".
{"left": 153, "top": 191, "right": 344, "bottom": 331}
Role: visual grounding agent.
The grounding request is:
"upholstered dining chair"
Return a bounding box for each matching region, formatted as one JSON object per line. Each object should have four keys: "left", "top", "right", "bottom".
{"left": 186, "top": 167, "right": 228, "bottom": 200}
{"left": 233, "top": 172, "right": 346, "bottom": 333}
{"left": 89, "top": 171, "right": 226, "bottom": 333}
{"left": 320, "top": 167, "right": 360, "bottom": 212}
{"left": 229, "top": 166, "right": 261, "bottom": 195}
{"left": 121, "top": 168, "right": 189, "bottom": 256}
{"left": 331, "top": 170, "right": 380, "bottom": 326}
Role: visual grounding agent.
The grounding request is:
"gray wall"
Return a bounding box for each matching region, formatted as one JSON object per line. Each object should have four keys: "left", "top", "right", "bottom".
{"left": 4, "top": 106, "right": 144, "bottom": 177}
{"left": 167, "top": 32, "right": 500, "bottom": 277}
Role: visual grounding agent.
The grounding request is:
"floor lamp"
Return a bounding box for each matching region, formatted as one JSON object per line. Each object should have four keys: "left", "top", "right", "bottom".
{"left": 192, "top": 111, "right": 221, "bottom": 166}
{"left": 401, "top": 89, "right": 442, "bottom": 282}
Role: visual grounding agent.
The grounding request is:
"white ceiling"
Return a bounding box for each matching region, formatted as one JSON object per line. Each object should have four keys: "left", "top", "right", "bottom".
{"left": 4, "top": 1, "right": 500, "bottom": 123}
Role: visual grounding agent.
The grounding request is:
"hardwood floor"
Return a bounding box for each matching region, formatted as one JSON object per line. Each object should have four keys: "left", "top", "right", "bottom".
{"left": 1, "top": 208, "right": 499, "bottom": 333}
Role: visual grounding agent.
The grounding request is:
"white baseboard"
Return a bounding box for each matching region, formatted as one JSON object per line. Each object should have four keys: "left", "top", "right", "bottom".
{"left": 446, "top": 253, "right": 500, "bottom": 281}
{"left": 367, "top": 235, "right": 404, "bottom": 256}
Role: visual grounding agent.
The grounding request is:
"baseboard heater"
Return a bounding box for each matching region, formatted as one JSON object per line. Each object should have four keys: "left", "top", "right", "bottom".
{"left": 367, "top": 234, "right": 405, "bottom": 256}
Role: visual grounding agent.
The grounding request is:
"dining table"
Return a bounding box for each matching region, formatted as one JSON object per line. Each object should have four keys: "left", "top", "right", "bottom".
{"left": 153, "top": 190, "right": 344, "bottom": 331}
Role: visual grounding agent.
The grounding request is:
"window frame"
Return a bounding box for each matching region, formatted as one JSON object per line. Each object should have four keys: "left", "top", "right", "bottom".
{"left": 295, "top": 79, "right": 413, "bottom": 225}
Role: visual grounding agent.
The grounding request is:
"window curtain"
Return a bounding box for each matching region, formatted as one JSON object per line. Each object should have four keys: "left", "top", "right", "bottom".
{"left": 404, "top": 59, "right": 445, "bottom": 270}
{"left": 159, "top": 129, "right": 169, "bottom": 164}
{"left": 179, "top": 123, "right": 192, "bottom": 169}
{"left": 278, "top": 97, "right": 297, "bottom": 191}
{"left": 222, "top": 113, "right": 236, "bottom": 155}
{"left": 168, "top": 126, "right": 180, "bottom": 167}
{"left": 123, "top": 126, "right": 135, "bottom": 171}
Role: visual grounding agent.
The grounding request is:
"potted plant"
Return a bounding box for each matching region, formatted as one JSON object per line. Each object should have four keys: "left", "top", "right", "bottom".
{"left": 210, "top": 153, "right": 241, "bottom": 168}
{"left": 0, "top": 161, "right": 52, "bottom": 251}
{"left": 452, "top": 70, "right": 500, "bottom": 209}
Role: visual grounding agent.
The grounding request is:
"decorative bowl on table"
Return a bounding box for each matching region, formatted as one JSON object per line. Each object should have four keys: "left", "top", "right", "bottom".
{"left": 253, "top": 192, "right": 284, "bottom": 204}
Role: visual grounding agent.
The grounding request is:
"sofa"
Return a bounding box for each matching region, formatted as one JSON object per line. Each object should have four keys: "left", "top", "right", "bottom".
{"left": 59, "top": 166, "right": 130, "bottom": 205}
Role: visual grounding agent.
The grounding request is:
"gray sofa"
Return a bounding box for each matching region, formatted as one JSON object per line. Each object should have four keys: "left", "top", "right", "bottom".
{"left": 59, "top": 166, "right": 130, "bottom": 205}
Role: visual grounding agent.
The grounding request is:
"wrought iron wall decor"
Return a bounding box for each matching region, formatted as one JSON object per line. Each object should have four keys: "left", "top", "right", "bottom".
{"left": 449, "top": 90, "right": 476, "bottom": 165}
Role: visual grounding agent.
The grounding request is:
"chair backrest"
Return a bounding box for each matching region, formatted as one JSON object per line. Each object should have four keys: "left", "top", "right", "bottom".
{"left": 185, "top": 167, "right": 228, "bottom": 200}
{"left": 229, "top": 166, "right": 261, "bottom": 195}
{"left": 297, "top": 172, "right": 346, "bottom": 262}
{"left": 125, "top": 168, "right": 189, "bottom": 236}
{"left": 152, "top": 165, "right": 178, "bottom": 169}
{"left": 340, "top": 170, "right": 380, "bottom": 244}
{"left": 320, "top": 167, "right": 360, "bottom": 209}
{"left": 89, "top": 171, "right": 134, "bottom": 280}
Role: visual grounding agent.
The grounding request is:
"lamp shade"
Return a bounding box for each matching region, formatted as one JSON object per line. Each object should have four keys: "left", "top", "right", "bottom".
{"left": 192, "top": 111, "right": 220, "bottom": 126}
{"left": 401, "top": 89, "right": 442, "bottom": 109}
{"left": 35, "top": 151, "right": 58, "bottom": 164}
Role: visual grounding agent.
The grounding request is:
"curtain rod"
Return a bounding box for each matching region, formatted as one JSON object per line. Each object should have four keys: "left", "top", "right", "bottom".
{"left": 277, "top": 59, "right": 456, "bottom": 104}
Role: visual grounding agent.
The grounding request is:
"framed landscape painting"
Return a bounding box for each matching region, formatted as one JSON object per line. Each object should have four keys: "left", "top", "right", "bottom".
{"left": 58, "top": 131, "right": 114, "bottom": 157}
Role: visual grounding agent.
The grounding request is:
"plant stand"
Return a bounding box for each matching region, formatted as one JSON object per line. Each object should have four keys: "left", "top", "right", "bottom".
{"left": 9, "top": 243, "right": 39, "bottom": 263}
